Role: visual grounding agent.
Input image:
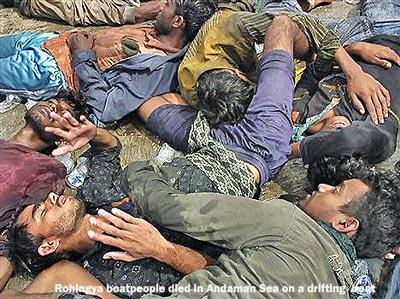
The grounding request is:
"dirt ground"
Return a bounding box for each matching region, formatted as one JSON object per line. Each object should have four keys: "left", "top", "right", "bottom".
{"left": 0, "top": 0, "right": 399, "bottom": 293}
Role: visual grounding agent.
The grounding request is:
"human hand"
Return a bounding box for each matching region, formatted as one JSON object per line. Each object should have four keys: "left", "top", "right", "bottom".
{"left": 135, "top": 1, "right": 164, "bottom": 23}
{"left": 45, "top": 111, "right": 97, "bottom": 156}
{"left": 346, "top": 69, "right": 390, "bottom": 125}
{"left": 88, "top": 208, "right": 172, "bottom": 262}
{"left": 346, "top": 42, "right": 400, "bottom": 69}
{"left": 70, "top": 32, "right": 94, "bottom": 52}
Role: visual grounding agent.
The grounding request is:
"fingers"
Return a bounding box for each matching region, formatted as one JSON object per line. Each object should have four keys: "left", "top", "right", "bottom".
{"left": 47, "top": 111, "right": 79, "bottom": 131}
{"left": 110, "top": 208, "right": 143, "bottom": 225}
{"left": 103, "top": 251, "right": 141, "bottom": 262}
{"left": 44, "top": 126, "right": 71, "bottom": 140}
{"left": 51, "top": 145, "right": 72, "bottom": 157}
{"left": 89, "top": 213, "right": 129, "bottom": 238}
{"left": 87, "top": 229, "right": 123, "bottom": 249}
{"left": 381, "top": 47, "right": 400, "bottom": 67}
{"left": 373, "top": 57, "right": 392, "bottom": 69}
{"left": 370, "top": 92, "right": 384, "bottom": 124}
{"left": 376, "top": 87, "right": 390, "bottom": 117}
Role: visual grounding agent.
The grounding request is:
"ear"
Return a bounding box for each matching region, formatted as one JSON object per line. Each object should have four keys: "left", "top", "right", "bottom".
{"left": 172, "top": 15, "right": 185, "bottom": 29}
{"left": 331, "top": 216, "right": 359, "bottom": 235}
{"left": 37, "top": 239, "right": 60, "bottom": 256}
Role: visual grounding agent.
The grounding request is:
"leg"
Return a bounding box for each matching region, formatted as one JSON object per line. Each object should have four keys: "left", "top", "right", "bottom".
{"left": 0, "top": 32, "right": 67, "bottom": 100}
{"left": 361, "top": 0, "right": 400, "bottom": 36}
{"left": 325, "top": 0, "right": 400, "bottom": 46}
{"left": 26, "top": 0, "right": 132, "bottom": 26}
{"left": 254, "top": 0, "right": 303, "bottom": 13}
{"left": 24, "top": 260, "right": 118, "bottom": 299}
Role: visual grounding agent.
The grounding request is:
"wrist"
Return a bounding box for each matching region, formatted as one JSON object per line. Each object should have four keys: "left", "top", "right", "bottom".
{"left": 90, "top": 128, "right": 118, "bottom": 151}
{"left": 156, "top": 240, "right": 175, "bottom": 263}
{"left": 335, "top": 47, "right": 361, "bottom": 78}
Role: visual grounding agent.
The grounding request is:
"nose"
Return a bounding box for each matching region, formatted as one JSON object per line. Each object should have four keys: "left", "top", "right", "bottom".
{"left": 46, "top": 192, "right": 58, "bottom": 206}
{"left": 317, "top": 183, "right": 334, "bottom": 193}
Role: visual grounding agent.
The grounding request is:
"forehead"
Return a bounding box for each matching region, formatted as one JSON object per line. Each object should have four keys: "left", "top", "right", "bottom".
{"left": 342, "top": 179, "right": 369, "bottom": 200}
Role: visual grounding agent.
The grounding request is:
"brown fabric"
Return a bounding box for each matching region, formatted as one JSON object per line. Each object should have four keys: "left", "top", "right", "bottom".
{"left": 42, "top": 25, "right": 177, "bottom": 92}
{"left": 27, "top": 0, "right": 139, "bottom": 26}
{"left": 42, "top": 32, "right": 79, "bottom": 92}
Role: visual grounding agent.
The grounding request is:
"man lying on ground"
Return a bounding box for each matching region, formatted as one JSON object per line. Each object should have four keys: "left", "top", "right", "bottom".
{"left": 0, "top": 95, "right": 88, "bottom": 290}
{"left": 3, "top": 0, "right": 164, "bottom": 26}
{"left": 6, "top": 152, "right": 400, "bottom": 299}
{"left": 5, "top": 120, "right": 222, "bottom": 299}
{"left": 0, "top": 0, "right": 217, "bottom": 124}
{"left": 180, "top": 0, "right": 399, "bottom": 127}
{"left": 291, "top": 35, "right": 400, "bottom": 165}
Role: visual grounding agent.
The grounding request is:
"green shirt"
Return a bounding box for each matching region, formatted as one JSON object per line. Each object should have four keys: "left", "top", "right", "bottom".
{"left": 123, "top": 161, "right": 353, "bottom": 299}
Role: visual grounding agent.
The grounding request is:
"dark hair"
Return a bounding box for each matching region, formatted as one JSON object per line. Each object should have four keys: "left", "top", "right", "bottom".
{"left": 307, "top": 156, "right": 374, "bottom": 190}
{"left": 341, "top": 169, "right": 400, "bottom": 258}
{"left": 175, "top": 0, "right": 217, "bottom": 43}
{"left": 308, "top": 156, "right": 400, "bottom": 258}
{"left": 7, "top": 222, "right": 76, "bottom": 276}
{"left": 197, "top": 69, "right": 255, "bottom": 126}
{"left": 63, "top": 92, "right": 90, "bottom": 120}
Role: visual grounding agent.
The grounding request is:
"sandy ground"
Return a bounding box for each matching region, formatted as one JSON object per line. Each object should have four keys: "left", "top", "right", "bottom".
{"left": 0, "top": 0, "right": 399, "bottom": 293}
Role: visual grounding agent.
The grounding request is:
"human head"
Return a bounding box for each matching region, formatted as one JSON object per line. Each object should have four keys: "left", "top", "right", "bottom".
{"left": 155, "top": 0, "right": 217, "bottom": 43}
{"left": 8, "top": 192, "right": 87, "bottom": 275}
{"left": 303, "top": 156, "right": 400, "bottom": 258}
{"left": 197, "top": 69, "right": 255, "bottom": 126}
{"left": 25, "top": 93, "right": 88, "bottom": 143}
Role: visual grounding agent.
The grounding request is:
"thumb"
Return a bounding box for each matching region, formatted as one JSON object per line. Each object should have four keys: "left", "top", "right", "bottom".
{"left": 103, "top": 251, "right": 142, "bottom": 262}
{"left": 52, "top": 145, "right": 71, "bottom": 157}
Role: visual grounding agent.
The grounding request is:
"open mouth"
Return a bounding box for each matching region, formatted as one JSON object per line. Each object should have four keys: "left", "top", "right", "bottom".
{"left": 57, "top": 195, "right": 70, "bottom": 206}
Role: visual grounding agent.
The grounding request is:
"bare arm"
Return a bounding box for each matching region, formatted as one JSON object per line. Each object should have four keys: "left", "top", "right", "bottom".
{"left": 25, "top": 261, "right": 118, "bottom": 299}
{"left": 345, "top": 41, "right": 400, "bottom": 69}
{"left": 0, "top": 257, "right": 13, "bottom": 292}
{"left": 88, "top": 208, "right": 215, "bottom": 274}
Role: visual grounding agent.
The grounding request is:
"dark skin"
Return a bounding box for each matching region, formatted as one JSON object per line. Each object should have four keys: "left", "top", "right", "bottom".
{"left": 70, "top": 32, "right": 94, "bottom": 52}
{"left": 70, "top": 0, "right": 187, "bottom": 53}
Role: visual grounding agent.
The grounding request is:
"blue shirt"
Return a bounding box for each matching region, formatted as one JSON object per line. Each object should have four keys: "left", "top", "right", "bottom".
{"left": 73, "top": 46, "right": 188, "bottom": 124}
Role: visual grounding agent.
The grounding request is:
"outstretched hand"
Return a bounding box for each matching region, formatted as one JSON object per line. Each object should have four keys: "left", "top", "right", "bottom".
{"left": 88, "top": 208, "right": 172, "bottom": 262}
{"left": 45, "top": 112, "right": 97, "bottom": 156}
{"left": 346, "top": 70, "right": 390, "bottom": 125}
{"left": 346, "top": 41, "right": 400, "bottom": 69}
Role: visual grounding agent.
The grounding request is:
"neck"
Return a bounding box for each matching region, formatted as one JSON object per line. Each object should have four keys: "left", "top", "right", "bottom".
{"left": 9, "top": 125, "right": 50, "bottom": 152}
{"left": 158, "top": 30, "right": 186, "bottom": 50}
{"left": 59, "top": 214, "right": 101, "bottom": 254}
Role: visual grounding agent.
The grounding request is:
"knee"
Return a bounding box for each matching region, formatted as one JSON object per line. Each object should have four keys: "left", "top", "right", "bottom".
{"left": 271, "top": 15, "right": 297, "bottom": 31}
